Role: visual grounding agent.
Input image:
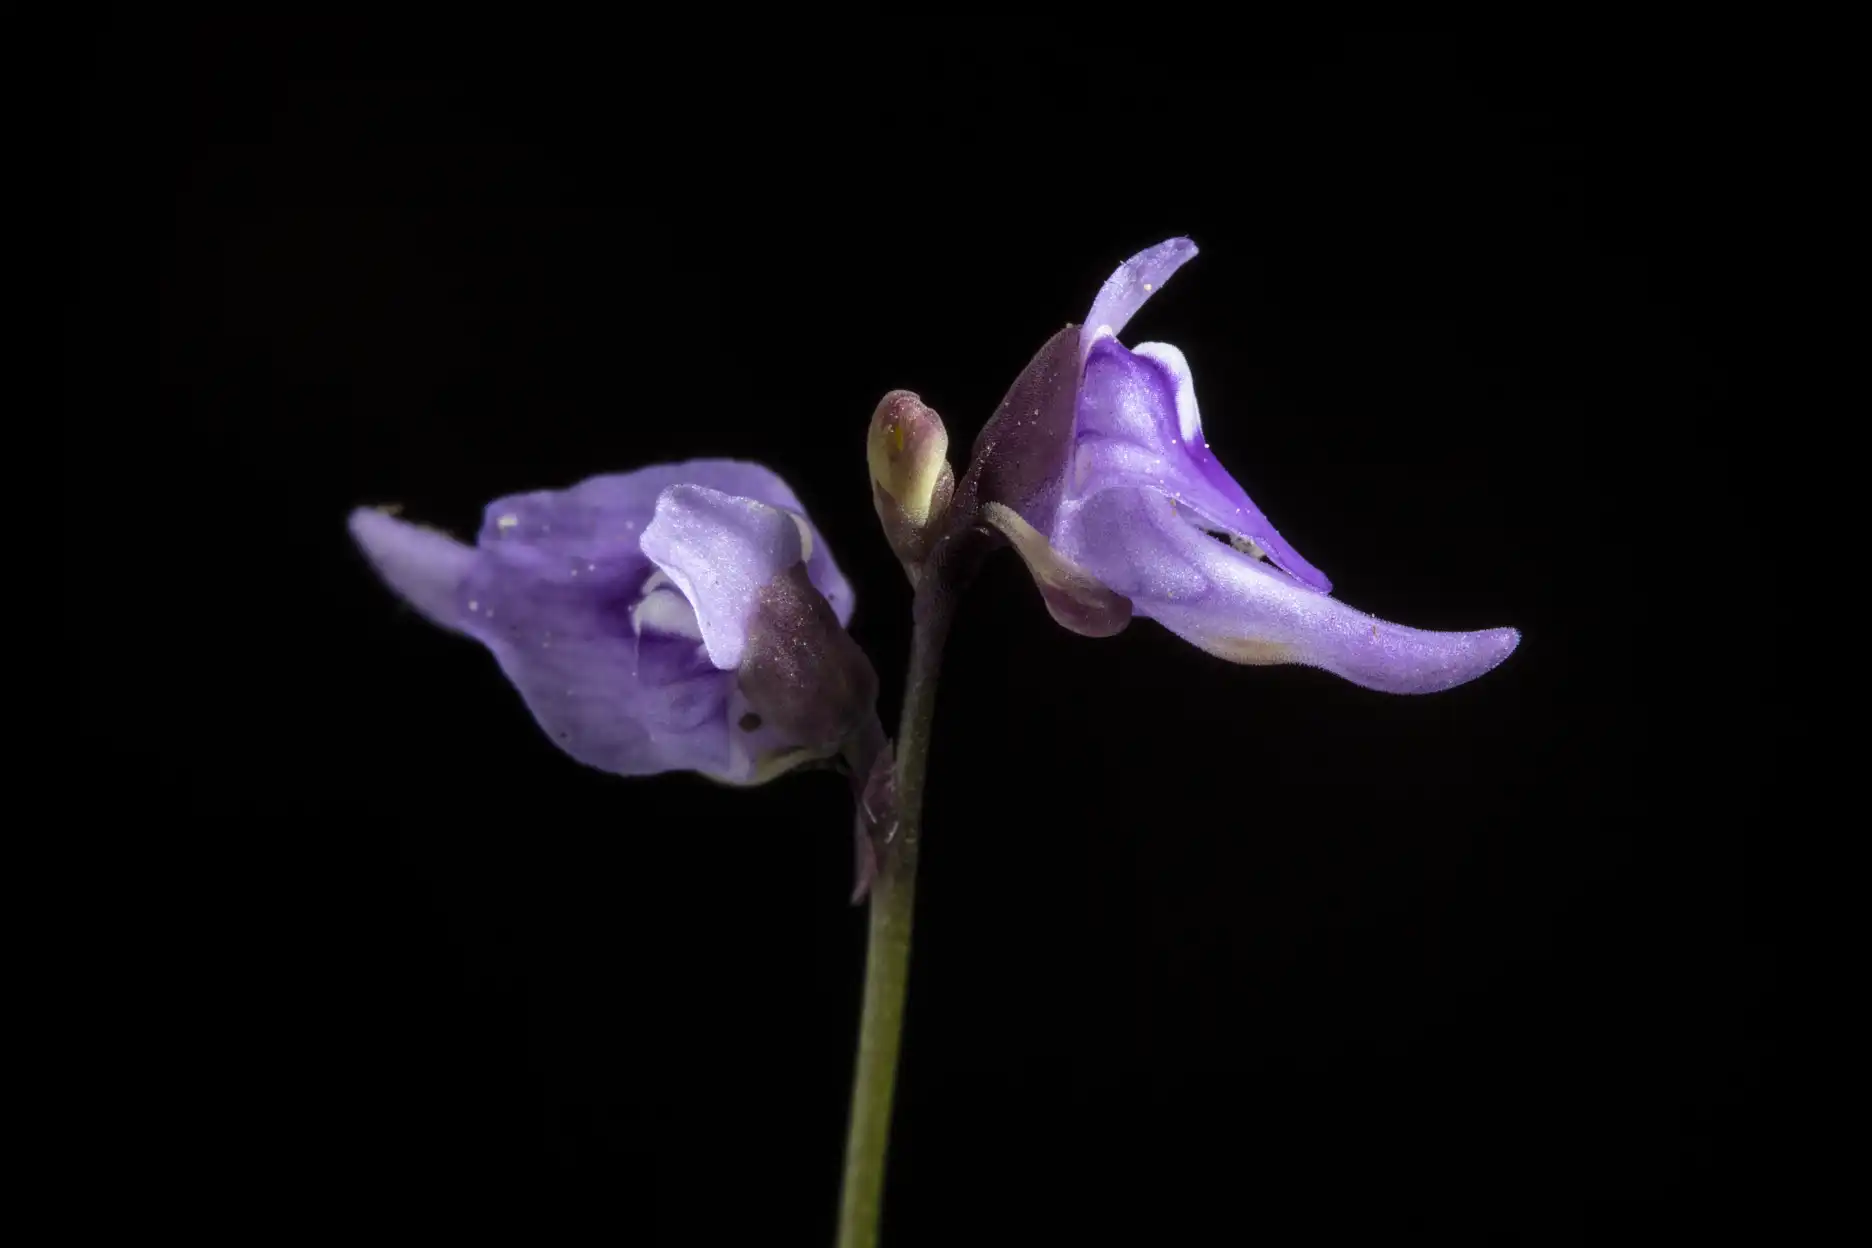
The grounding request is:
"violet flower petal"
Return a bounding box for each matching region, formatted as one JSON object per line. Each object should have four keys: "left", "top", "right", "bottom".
{"left": 468, "top": 534, "right": 735, "bottom": 775}
{"left": 1054, "top": 488, "right": 1519, "bottom": 694}
{"left": 1080, "top": 237, "right": 1199, "bottom": 361}
{"left": 352, "top": 503, "right": 735, "bottom": 776}
{"left": 478, "top": 458, "right": 854, "bottom": 626}
{"left": 346, "top": 508, "right": 477, "bottom": 632}
{"left": 639, "top": 485, "right": 808, "bottom": 672}
{"left": 1073, "top": 337, "right": 1332, "bottom": 592}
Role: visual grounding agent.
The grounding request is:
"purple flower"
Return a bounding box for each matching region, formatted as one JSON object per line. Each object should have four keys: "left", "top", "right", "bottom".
{"left": 348, "top": 460, "right": 878, "bottom": 784}
{"left": 967, "top": 239, "right": 1519, "bottom": 695}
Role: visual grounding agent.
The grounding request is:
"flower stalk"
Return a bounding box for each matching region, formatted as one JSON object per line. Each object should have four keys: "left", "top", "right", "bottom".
{"left": 835, "top": 545, "right": 971, "bottom": 1248}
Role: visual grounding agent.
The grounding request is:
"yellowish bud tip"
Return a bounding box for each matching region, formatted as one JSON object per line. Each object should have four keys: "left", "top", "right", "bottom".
{"left": 867, "top": 390, "right": 951, "bottom": 528}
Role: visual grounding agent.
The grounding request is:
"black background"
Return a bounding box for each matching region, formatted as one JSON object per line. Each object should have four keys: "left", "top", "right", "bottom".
{"left": 81, "top": 15, "right": 1771, "bottom": 1244}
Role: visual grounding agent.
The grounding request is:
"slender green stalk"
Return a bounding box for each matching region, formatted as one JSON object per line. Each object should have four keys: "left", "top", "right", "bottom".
{"left": 835, "top": 578, "right": 959, "bottom": 1248}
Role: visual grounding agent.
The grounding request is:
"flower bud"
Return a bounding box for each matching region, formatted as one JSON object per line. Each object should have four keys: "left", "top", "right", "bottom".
{"left": 867, "top": 390, "right": 955, "bottom": 569}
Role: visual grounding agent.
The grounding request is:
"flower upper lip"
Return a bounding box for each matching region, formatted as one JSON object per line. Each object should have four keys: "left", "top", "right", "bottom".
{"left": 1069, "top": 239, "right": 1333, "bottom": 594}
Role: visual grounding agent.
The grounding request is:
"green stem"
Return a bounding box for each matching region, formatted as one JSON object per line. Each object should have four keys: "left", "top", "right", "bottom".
{"left": 835, "top": 576, "right": 960, "bottom": 1248}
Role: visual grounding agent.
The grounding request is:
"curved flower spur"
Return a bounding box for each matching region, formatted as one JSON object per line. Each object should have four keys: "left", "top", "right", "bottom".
{"left": 892, "top": 237, "right": 1520, "bottom": 694}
